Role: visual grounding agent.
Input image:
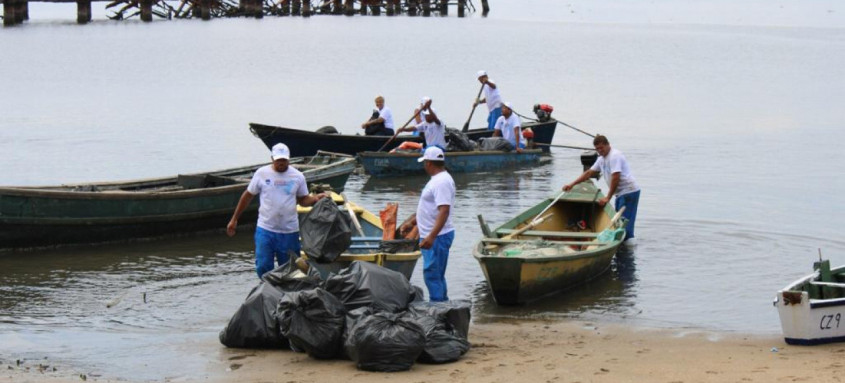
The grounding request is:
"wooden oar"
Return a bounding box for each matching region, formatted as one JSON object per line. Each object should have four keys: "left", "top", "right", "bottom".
{"left": 531, "top": 191, "right": 566, "bottom": 226}
{"left": 340, "top": 193, "right": 365, "bottom": 236}
{"left": 376, "top": 108, "right": 424, "bottom": 152}
{"left": 461, "top": 84, "right": 485, "bottom": 132}
{"left": 608, "top": 206, "right": 626, "bottom": 229}
{"left": 535, "top": 143, "right": 595, "bottom": 151}
{"left": 484, "top": 213, "right": 553, "bottom": 252}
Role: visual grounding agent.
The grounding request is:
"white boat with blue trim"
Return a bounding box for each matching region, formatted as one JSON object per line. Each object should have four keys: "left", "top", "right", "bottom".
{"left": 775, "top": 258, "right": 845, "bottom": 345}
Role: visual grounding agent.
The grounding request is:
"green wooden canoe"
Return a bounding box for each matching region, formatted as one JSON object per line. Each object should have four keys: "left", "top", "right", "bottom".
{"left": 0, "top": 151, "right": 356, "bottom": 250}
{"left": 472, "top": 181, "right": 627, "bottom": 305}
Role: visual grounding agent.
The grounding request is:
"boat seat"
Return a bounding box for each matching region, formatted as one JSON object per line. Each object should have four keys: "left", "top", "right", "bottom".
{"left": 494, "top": 229, "right": 599, "bottom": 238}
{"left": 349, "top": 244, "right": 380, "bottom": 250}
{"left": 351, "top": 237, "right": 383, "bottom": 242}
{"left": 810, "top": 281, "right": 845, "bottom": 288}
{"left": 177, "top": 174, "right": 239, "bottom": 189}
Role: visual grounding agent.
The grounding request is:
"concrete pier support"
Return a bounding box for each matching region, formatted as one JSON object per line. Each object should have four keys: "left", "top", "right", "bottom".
{"left": 386, "top": 0, "right": 393, "bottom": 16}
{"left": 343, "top": 0, "right": 353, "bottom": 15}
{"left": 302, "top": 0, "right": 310, "bottom": 16}
{"left": 4, "top": 0, "right": 18, "bottom": 26}
{"left": 358, "top": 0, "right": 366, "bottom": 15}
{"left": 331, "top": 0, "right": 342, "bottom": 14}
{"left": 291, "top": 0, "right": 300, "bottom": 15}
{"left": 140, "top": 0, "right": 153, "bottom": 21}
{"left": 18, "top": 0, "right": 28, "bottom": 20}
{"left": 457, "top": 0, "right": 465, "bottom": 17}
{"left": 421, "top": 0, "right": 430, "bottom": 16}
{"left": 407, "top": 0, "right": 416, "bottom": 15}
{"left": 254, "top": 0, "right": 263, "bottom": 18}
{"left": 76, "top": 0, "right": 91, "bottom": 24}
{"left": 438, "top": 0, "right": 446, "bottom": 15}
{"left": 480, "top": 0, "right": 488, "bottom": 15}
{"left": 369, "top": 1, "right": 379, "bottom": 15}
{"left": 200, "top": 0, "right": 211, "bottom": 20}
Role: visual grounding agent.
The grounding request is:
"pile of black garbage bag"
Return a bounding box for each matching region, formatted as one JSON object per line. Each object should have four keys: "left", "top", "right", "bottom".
{"left": 220, "top": 260, "right": 471, "bottom": 372}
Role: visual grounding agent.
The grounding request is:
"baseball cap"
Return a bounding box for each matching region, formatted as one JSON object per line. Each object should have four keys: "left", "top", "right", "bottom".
{"left": 420, "top": 96, "right": 431, "bottom": 104}
{"left": 476, "top": 70, "right": 487, "bottom": 78}
{"left": 418, "top": 146, "right": 445, "bottom": 162}
{"left": 271, "top": 143, "right": 290, "bottom": 161}
{"left": 502, "top": 101, "right": 513, "bottom": 110}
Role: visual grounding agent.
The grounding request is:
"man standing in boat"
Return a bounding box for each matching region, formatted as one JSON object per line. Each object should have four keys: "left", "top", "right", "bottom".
{"left": 491, "top": 101, "right": 524, "bottom": 153}
{"left": 473, "top": 70, "right": 503, "bottom": 131}
{"left": 400, "top": 146, "right": 456, "bottom": 301}
{"left": 361, "top": 95, "right": 395, "bottom": 136}
{"left": 396, "top": 99, "right": 447, "bottom": 150}
{"left": 562, "top": 135, "right": 640, "bottom": 245}
{"left": 226, "top": 143, "right": 329, "bottom": 278}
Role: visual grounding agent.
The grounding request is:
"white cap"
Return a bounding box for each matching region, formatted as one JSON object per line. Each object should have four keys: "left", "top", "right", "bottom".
{"left": 417, "top": 146, "right": 445, "bottom": 162}
{"left": 420, "top": 96, "right": 431, "bottom": 104}
{"left": 502, "top": 101, "right": 513, "bottom": 110}
{"left": 271, "top": 143, "right": 291, "bottom": 161}
{"left": 477, "top": 70, "right": 487, "bottom": 78}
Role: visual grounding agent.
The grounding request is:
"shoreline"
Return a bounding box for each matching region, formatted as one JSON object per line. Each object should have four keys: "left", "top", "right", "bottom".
{"left": 4, "top": 319, "right": 841, "bottom": 383}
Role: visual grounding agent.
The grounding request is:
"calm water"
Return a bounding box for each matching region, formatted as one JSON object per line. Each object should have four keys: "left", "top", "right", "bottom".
{"left": 2, "top": 0, "right": 845, "bottom": 379}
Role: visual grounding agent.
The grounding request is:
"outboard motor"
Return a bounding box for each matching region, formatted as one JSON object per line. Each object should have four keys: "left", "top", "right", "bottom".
{"left": 533, "top": 104, "right": 554, "bottom": 122}
{"left": 580, "top": 151, "right": 599, "bottom": 178}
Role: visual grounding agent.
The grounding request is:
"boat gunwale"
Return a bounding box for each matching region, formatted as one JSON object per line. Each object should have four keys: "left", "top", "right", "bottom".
{"left": 0, "top": 157, "right": 357, "bottom": 199}
{"left": 471, "top": 238, "right": 623, "bottom": 263}
{"left": 357, "top": 149, "right": 545, "bottom": 158}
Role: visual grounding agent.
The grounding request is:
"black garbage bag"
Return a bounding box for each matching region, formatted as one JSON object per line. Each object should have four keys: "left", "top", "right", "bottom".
{"left": 445, "top": 128, "right": 477, "bottom": 152}
{"left": 300, "top": 198, "right": 353, "bottom": 264}
{"left": 341, "top": 306, "right": 374, "bottom": 360}
{"left": 345, "top": 311, "right": 426, "bottom": 372}
{"left": 479, "top": 137, "right": 514, "bottom": 152}
{"left": 408, "top": 300, "right": 473, "bottom": 363}
{"left": 276, "top": 288, "right": 347, "bottom": 359}
{"left": 377, "top": 239, "right": 418, "bottom": 254}
{"left": 323, "top": 261, "right": 415, "bottom": 312}
{"left": 409, "top": 285, "right": 425, "bottom": 303}
{"left": 219, "top": 282, "right": 288, "bottom": 349}
{"left": 262, "top": 257, "right": 323, "bottom": 291}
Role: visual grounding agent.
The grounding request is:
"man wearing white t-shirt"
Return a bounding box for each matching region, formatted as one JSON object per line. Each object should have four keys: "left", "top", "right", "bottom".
{"left": 361, "top": 95, "right": 395, "bottom": 136}
{"left": 492, "top": 101, "right": 524, "bottom": 152}
{"left": 226, "top": 143, "right": 329, "bottom": 277}
{"left": 399, "top": 146, "right": 456, "bottom": 301}
{"left": 397, "top": 99, "right": 447, "bottom": 150}
{"left": 562, "top": 135, "right": 641, "bottom": 245}
{"left": 472, "top": 70, "right": 503, "bottom": 131}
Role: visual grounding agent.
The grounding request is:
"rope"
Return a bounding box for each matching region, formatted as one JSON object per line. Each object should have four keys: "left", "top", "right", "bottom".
{"left": 513, "top": 110, "right": 596, "bottom": 139}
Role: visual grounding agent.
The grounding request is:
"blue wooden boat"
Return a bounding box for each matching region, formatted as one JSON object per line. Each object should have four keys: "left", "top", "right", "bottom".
{"left": 357, "top": 149, "right": 545, "bottom": 178}
{"left": 249, "top": 119, "right": 557, "bottom": 158}
{"left": 0, "top": 152, "right": 356, "bottom": 251}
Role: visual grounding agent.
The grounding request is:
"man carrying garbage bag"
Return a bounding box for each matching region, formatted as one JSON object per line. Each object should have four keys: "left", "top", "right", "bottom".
{"left": 400, "top": 147, "right": 456, "bottom": 301}
{"left": 226, "top": 143, "right": 329, "bottom": 278}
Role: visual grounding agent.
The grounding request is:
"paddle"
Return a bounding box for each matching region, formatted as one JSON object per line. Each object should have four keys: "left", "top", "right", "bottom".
{"left": 483, "top": 213, "right": 554, "bottom": 252}
{"left": 340, "top": 193, "right": 365, "bottom": 236}
{"left": 531, "top": 191, "right": 566, "bottom": 226}
{"left": 535, "top": 143, "right": 595, "bottom": 151}
{"left": 461, "top": 84, "right": 485, "bottom": 132}
{"left": 376, "top": 107, "right": 425, "bottom": 152}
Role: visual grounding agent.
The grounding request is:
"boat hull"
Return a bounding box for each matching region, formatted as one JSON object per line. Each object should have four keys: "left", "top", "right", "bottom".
{"left": 776, "top": 266, "right": 845, "bottom": 345}
{"left": 358, "top": 149, "right": 544, "bottom": 178}
{"left": 0, "top": 155, "right": 356, "bottom": 250}
{"left": 473, "top": 243, "right": 620, "bottom": 305}
{"left": 249, "top": 120, "right": 558, "bottom": 157}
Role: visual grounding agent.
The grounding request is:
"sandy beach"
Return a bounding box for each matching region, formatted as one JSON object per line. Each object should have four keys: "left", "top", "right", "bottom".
{"left": 4, "top": 320, "right": 842, "bottom": 383}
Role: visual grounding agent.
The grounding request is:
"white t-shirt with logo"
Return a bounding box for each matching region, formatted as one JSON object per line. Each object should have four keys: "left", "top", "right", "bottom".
{"left": 378, "top": 106, "right": 395, "bottom": 130}
{"left": 416, "top": 120, "right": 447, "bottom": 149}
{"left": 483, "top": 81, "right": 502, "bottom": 111}
{"left": 416, "top": 171, "right": 456, "bottom": 238}
{"left": 590, "top": 148, "right": 640, "bottom": 197}
{"left": 247, "top": 165, "right": 309, "bottom": 234}
{"left": 494, "top": 113, "right": 523, "bottom": 147}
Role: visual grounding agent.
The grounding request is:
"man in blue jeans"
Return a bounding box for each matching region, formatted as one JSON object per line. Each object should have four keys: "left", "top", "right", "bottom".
{"left": 226, "top": 143, "right": 328, "bottom": 277}
{"left": 562, "top": 135, "right": 640, "bottom": 246}
{"left": 400, "top": 146, "right": 456, "bottom": 301}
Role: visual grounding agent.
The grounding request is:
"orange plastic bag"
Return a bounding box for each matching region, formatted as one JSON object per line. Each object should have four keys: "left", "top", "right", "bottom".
{"left": 379, "top": 203, "right": 398, "bottom": 240}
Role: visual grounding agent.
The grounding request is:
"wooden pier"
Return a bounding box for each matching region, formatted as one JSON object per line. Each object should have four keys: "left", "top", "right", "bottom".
{"left": 1, "top": 0, "right": 488, "bottom": 25}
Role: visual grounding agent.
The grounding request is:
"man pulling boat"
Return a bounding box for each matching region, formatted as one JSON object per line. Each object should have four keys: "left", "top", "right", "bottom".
{"left": 562, "top": 135, "right": 640, "bottom": 245}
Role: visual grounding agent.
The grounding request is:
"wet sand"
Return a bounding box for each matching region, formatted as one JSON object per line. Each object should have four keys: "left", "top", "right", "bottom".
{"left": 4, "top": 320, "right": 842, "bottom": 383}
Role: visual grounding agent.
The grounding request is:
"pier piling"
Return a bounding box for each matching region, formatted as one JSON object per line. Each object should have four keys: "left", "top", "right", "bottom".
{"left": 480, "top": 0, "right": 488, "bottom": 15}
{"left": 457, "top": 0, "right": 464, "bottom": 17}
{"left": 422, "top": 0, "right": 430, "bottom": 16}
{"left": 4, "top": 0, "right": 18, "bottom": 26}
{"left": 76, "top": 0, "right": 91, "bottom": 23}
{"left": 302, "top": 0, "right": 310, "bottom": 16}
{"left": 407, "top": 0, "right": 416, "bottom": 15}
{"left": 438, "top": 0, "right": 445, "bottom": 15}
{"left": 140, "top": 0, "right": 152, "bottom": 21}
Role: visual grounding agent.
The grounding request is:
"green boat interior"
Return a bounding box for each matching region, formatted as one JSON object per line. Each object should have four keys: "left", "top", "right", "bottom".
{"left": 785, "top": 260, "right": 845, "bottom": 301}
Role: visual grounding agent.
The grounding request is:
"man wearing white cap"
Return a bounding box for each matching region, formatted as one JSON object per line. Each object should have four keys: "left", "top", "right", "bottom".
{"left": 226, "top": 143, "right": 329, "bottom": 278}
{"left": 360, "top": 95, "right": 395, "bottom": 136}
{"left": 411, "top": 96, "right": 431, "bottom": 137}
{"left": 400, "top": 146, "right": 456, "bottom": 301}
{"left": 397, "top": 98, "right": 447, "bottom": 150}
{"left": 473, "top": 70, "right": 503, "bottom": 131}
{"left": 492, "top": 101, "right": 524, "bottom": 152}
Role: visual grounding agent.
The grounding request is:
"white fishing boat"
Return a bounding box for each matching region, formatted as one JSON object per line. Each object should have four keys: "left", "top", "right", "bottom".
{"left": 774, "top": 258, "right": 845, "bottom": 345}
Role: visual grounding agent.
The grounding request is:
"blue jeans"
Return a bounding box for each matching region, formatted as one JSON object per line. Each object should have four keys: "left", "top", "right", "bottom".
{"left": 615, "top": 190, "right": 640, "bottom": 240}
{"left": 487, "top": 107, "right": 502, "bottom": 130}
{"left": 420, "top": 230, "right": 454, "bottom": 302}
{"left": 254, "top": 227, "right": 301, "bottom": 278}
